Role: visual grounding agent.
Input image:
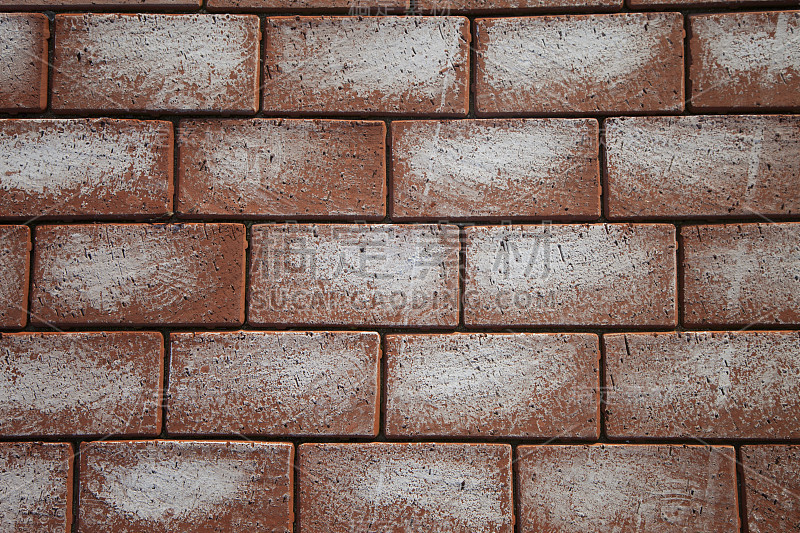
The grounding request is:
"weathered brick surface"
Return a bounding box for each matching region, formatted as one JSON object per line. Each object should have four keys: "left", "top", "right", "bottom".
{"left": 297, "top": 443, "right": 513, "bottom": 532}
{"left": 0, "top": 442, "right": 73, "bottom": 533}
{"left": 0, "top": 13, "right": 48, "bottom": 113}
{"left": 178, "top": 119, "right": 386, "bottom": 219}
{"left": 464, "top": 224, "right": 677, "bottom": 327}
{"left": 631, "top": 0, "right": 791, "bottom": 6}
{"left": 517, "top": 444, "right": 739, "bottom": 532}
{"left": 0, "top": 331, "right": 163, "bottom": 437}
{"left": 605, "top": 331, "right": 800, "bottom": 439}
{"left": 682, "top": 223, "right": 800, "bottom": 326}
{"left": 30, "top": 223, "right": 246, "bottom": 327}
{"left": 79, "top": 440, "right": 293, "bottom": 533}
{"left": 249, "top": 224, "right": 460, "bottom": 327}
{"left": 741, "top": 445, "right": 800, "bottom": 533}
{"left": 606, "top": 115, "right": 800, "bottom": 219}
{"left": 168, "top": 331, "right": 381, "bottom": 436}
{"left": 2, "top": 0, "right": 199, "bottom": 6}
{"left": 688, "top": 11, "right": 800, "bottom": 111}
{"left": 263, "top": 16, "right": 470, "bottom": 115}
{"left": 51, "top": 14, "right": 260, "bottom": 113}
{"left": 0, "top": 119, "right": 173, "bottom": 220}
{"left": 475, "top": 13, "right": 684, "bottom": 115}
{"left": 209, "top": 0, "right": 408, "bottom": 11}
{"left": 0, "top": 225, "right": 30, "bottom": 329}
{"left": 417, "top": 0, "right": 622, "bottom": 13}
{"left": 385, "top": 333, "right": 600, "bottom": 437}
{"left": 391, "top": 118, "right": 600, "bottom": 220}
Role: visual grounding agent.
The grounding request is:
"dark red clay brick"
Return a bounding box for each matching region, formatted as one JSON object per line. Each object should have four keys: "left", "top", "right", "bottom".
{"left": 475, "top": 13, "right": 684, "bottom": 115}
{"left": 262, "top": 16, "right": 470, "bottom": 116}
{"left": 605, "top": 115, "right": 800, "bottom": 219}
{"left": 464, "top": 223, "right": 677, "bottom": 327}
{"left": 391, "top": 118, "right": 600, "bottom": 221}
{"left": 249, "top": 224, "right": 460, "bottom": 328}
{"left": 209, "top": 0, "right": 408, "bottom": 11}
{"left": 385, "top": 333, "right": 600, "bottom": 438}
{"left": 178, "top": 119, "right": 386, "bottom": 219}
{"left": 0, "top": 14, "right": 48, "bottom": 113}
{"left": 682, "top": 223, "right": 800, "bottom": 327}
{"left": 1, "top": 0, "right": 199, "bottom": 7}
{"left": 298, "top": 443, "right": 513, "bottom": 533}
{"left": 0, "top": 442, "right": 73, "bottom": 533}
{"left": 0, "top": 119, "right": 173, "bottom": 220}
{"left": 79, "top": 440, "right": 293, "bottom": 533}
{"left": 605, "top": 331, "right": 800, "bottom": 439}
{"left": 631, "top": 0, "right": 793, "bottom": 7}
{"left": 0, "top": 331, "right": 163, "bottom": 437}
{"left": 30, "top": 223, "right": 246, "bottom": 328}
{"left": 517, "top": 444, "right": 739, "bottom": 532}
{"left": 168, "top": 331, "right": 381, "bottom": 437}
{"left": 0, "top": 225, "right": 30, "bottom": 329}
{"left": 688, "top": 11, "right": 800, "bottom": 111}
{"left": 741, "top": 445, "right": 800, "bottom": 533}
{"left": 51, "top": 14, "right": 260, "bottom": 114}
{"left": 417, "top": 0, "right": 622, "bottom": 14}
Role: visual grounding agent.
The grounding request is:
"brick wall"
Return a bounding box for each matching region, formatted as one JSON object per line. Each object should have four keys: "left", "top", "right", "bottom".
{"left": 0, "top": 0, "right": 798, "bottom": 531}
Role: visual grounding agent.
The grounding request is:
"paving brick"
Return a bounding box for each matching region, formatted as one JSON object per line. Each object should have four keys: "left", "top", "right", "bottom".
{"left": 741, "top": 445, "right": 800, "bottom": 533}
{"left": 391, "top": 118, "right": 600, "bottom": 220}
{"left": 79, "top": 440, "right": 293, "bottom": 533}
{"left": 417, "top": 0, "right": 622, "bottom": 14}
{"left": 682, "top": 223, "right": 800, "bottom": 326}
{"left": 0, "top": 13, "right": 48, "bottom": 113}
{"left": 631, "top": 0, "right": 792, "bottom": 7}
{"left": 168, "top": 330, "right": 381, "bottom": 437}
{"left": 30, "top": 223, "right": 246, "bottom": 327}
{"left": 0, "top": 225, "right": 30, "bottom": 329}
{"left": 1, "top": 0, "right": 199, "bottom": 6}
{"left": 209, "top": 0, "right": 408, "bottom": 11}
{"left": 178, "top": 119, "right": 386, "bottom": 219}
{"left": 297, "top": 443, "right": 513, "bottom": 533}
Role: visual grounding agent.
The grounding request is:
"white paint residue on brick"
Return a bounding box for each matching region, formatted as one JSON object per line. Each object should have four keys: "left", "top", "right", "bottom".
{"left": 0, "top": 452, "right": 61, "bottom": 531}
{"left": 0, "top": 16, "right": 33, "bottom": 88}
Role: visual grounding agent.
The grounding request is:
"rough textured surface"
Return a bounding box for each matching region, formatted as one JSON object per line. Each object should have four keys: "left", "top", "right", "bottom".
{"left": 178, "top": 119, "right": 386, "bottom": 219}
{"left": 417, "top": 0, "right": 622, "bottom": 13}
{"left": 1, "top": 0, "right": 200, "bottom": 6}
{"left": 682, "top": 223, "right": 800, "bottom": 326}
{"left": 0, "top": 332, "right": 163, "bottom": 437}
{"left": 168, "top": 331, "right": 381, "bottom": 436}
{"left": 263, "top": 16, "right": 470, "bottom": 115}
{"left": 0, "top": 442, "right": 73, "bottom": 533}
{"left": 249, "top": 224, "right": 460, "bottom": 327}
{"left": 464, "top": 224, "right": 677, "bottom": 327}
{"left": 689, "top": 11, "right": 800, "bottom": 111}
{"left": 605, "top": 331, "right": 800, "bottom": 439}
{"left": 51, "top": 14, "right": 260, "bottom": 113}
{"left": 475, "top": 13, "right": 685, "bottom": 115}
{"left": 391, "top": 118, "right": 600, "bottom": 220}
{"left": 0, "top": 225, "right": 30, "bottom": 329}
{"left": 0, "top": 119, "right": 173, "bottom": 220}
{"left": 0, "top": 14, "right": 48, "bottom": 113}
{"left": 385, "top": 333, "right": 600, "bottom": 437}
{"left": 209, "top": 0, "right": 408, "bottom": 11}
{"left": 79, "top": 440, "right": 293, "bottom": 533}
{"left": 30, "top": 223, "right": 246, "bottom": 327}
{"left": 741, "top": 445, "right": 800, "bottom": 533}
{"left": 517, "top": 444, "right": 739, "bottom": 532}
{"left": 605, "top": 115, "right": 800, "bottom": 219}
{"left": 632, "top": 0, "right": 794, "bottom": 6}
{"left": 298, "top": 443, "right": 513, "bottom": 533}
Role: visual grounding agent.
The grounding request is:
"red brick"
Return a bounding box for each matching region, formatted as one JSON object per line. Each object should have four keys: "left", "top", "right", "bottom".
{"left": 605, "top": 115, "right": 800, "bottom": 220}
{"left": 168, "top": 330, "right": 381, "bottom": 437}
{"left": 0, "top": 332, "right": 163, "bottom": 437}
{"left": 0, "top": 442, "right": 73, "bottom": 533}
{"left": 0, "top": 225, "right": 30, "bottom": 329}
{"left": 51, "top": 14, "right": 260, "bottom": 114}
{"left": 178, "top": 119, "right": 386, "bottom": 219}
{"left": 464, "top": 223, "right": 677, "bottom": 327}
{"left": 209, "top": 0, "right": 408, "bottom": 11}
{"left": 0, "top": 119, "right": 173, "bottom": 220}
{"left": 298, "top": 443, "right": 513, "bottom": 532}
{"left": 417, "top": 0, "right": 621, "bottom": 14}
{"left": 517, "top": 444, "right": 739, "bottom": 532}
{"left": 682, "top": 223, "right": 800, "bottom": 326}
{"left": 475, "top": 13, "right": 684, "bottom": 115}
{"left": 2, "top": 0, "right": 199, "bottom": 6}
{"left": 79, "top": 440, "right": 293, "bottom": 533}
{"left": 249, "top": 223, "right": 460, "bottom": 327}
{"left": 605, "top": 331, "right": 800, "bottom": 439}
{"left": 0, "top": 14, "right": 48, "bottom": 113}
{"left": 30, "top": 223, "right": 246, "bottom": 327}
{"left": 688, "top": 11, "right": 800, "bottom": 111}
{"left": 631, "top": 0, "right": 791, "bottom": 7}
{"left": 391, "top": 119, "right": 600, "bottom": 221}
{"left": 263, "top": 16, "right": 470, "bottom": 116}
{"left": 385, "top": 333, "right": 600, "bottom": 437}
{"left": 741, "top": 445, "right": 800, "bottom": 533}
